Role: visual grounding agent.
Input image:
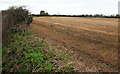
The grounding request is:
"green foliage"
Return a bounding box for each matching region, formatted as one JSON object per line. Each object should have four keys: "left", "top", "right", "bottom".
{"left": 2, "top": 46, "right": 7, "bottom": 59}
{"left": 27, "top": 16, "right": 33, "bottom": 24}
{"left": 2, "top": 30, "right": 74, "bottom": 72}
{"left": 59, "top": 52, "right": 69, "bottom": 60}
{"left": 63, "top": 65, "right": 74, "bottom": 72}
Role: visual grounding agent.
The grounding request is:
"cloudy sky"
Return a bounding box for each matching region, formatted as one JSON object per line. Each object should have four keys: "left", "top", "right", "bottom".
{"left": 0, "top": 0, "right": 119, "bottom": 15}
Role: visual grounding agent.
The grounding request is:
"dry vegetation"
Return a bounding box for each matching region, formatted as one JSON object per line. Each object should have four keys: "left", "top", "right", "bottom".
{"left": 31, "top": 17, "right": 118, "bottom": 72}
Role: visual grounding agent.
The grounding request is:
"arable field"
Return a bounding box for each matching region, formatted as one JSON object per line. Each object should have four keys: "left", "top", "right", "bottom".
{"left": 31, "top": 17, "right": 118, "bottom": 72}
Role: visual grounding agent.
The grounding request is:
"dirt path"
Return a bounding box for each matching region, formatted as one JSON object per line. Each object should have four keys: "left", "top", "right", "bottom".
{"left": 31, "top": 17, "right": 118, "bottom": 72}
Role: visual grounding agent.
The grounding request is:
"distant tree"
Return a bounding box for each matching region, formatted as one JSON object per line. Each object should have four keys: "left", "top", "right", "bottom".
{"left": 81, "top": 14, "right": 85, "bottom": 17}
{"left": 116, "top": 14, "right": 120, "bottom": 18}
{"left": 100, "top": 14, "right": 103, "bottom": 17}
{"left": 89, "top": 15, "right": 93, "bottom": 17}
{"left": 40, "top": 11, "right": 49, "bottom": 16}
{"left": 94, "top": 14, "right": 100, "bottom": 17}
{"left": 85, "top": 14, "right": 88, "bottom": 17}
{"left": 45, "top": 12, "right": 49, "bottom": 15}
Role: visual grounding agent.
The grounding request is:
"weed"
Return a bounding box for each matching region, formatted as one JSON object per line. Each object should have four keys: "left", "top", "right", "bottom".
{"left": 2, "top": 29, "right": 74, "bottom": 72}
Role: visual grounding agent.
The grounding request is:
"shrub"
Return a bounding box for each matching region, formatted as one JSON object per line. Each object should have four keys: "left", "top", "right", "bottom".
{"left": 2, "top": 28, "right": 74, "bottom": 72}
{"left": 2, "top": 6, "right": 33, "bottom": 26}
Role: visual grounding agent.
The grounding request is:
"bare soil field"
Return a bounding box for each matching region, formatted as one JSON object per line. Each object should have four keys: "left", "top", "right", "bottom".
{"left": 31, "top": 17, "right": 118, "bottom": 72}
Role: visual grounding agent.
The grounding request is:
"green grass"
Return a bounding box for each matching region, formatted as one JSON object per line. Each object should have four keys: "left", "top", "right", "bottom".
{"left": 2, "top": 28, "right": 74, "bottom": 72}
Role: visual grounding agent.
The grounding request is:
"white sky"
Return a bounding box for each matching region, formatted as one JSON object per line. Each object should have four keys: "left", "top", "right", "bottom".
{"left": 0, "top": 0, "right": 119, "bottom": 15}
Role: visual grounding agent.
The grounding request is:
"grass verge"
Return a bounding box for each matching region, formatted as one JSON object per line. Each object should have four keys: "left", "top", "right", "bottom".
{"left": 2, "top": 25, "right": 74, "bottom": 72}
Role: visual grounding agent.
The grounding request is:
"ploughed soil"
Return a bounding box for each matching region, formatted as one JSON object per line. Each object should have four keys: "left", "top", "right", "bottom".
{"left": 31, "top": 17, "right": 118, "bottom": 72}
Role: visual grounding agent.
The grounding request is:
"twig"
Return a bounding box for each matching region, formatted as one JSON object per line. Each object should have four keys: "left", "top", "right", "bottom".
{"left": 32, "top": 64, "right": 41, "bottom": 72}
{"left": 65, "top": 48, "right": 70, "bottom": 54}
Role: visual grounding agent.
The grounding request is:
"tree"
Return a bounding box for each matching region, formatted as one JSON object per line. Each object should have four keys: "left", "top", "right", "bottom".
{"left": 40, "top": 10, "right": 49, "bottom": 16}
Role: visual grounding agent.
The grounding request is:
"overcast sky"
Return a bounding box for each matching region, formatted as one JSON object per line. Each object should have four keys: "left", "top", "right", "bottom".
{"left": 0, "top": 0, "right": 119, "bottom": 15}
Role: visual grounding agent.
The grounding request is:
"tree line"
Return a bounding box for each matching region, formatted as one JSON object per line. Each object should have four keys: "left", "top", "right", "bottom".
{"left": 33, "top": 10, "right": 120, "bottom": 18}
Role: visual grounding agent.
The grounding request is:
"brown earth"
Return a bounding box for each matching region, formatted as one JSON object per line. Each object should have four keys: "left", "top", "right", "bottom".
{"left": 31, "top": 17, "right": 118, "bottom": 72}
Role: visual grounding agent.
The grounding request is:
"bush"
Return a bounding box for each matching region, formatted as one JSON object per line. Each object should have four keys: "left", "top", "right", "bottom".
{"left": 27, "top": 16, "right": 33, "bottom": 26}
{"left": 3, "top": 6, "right": 33, "bottom": 26}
